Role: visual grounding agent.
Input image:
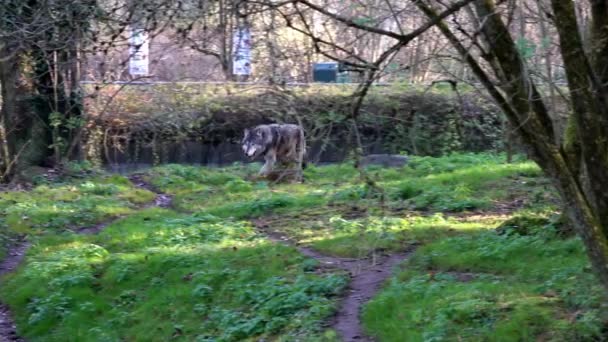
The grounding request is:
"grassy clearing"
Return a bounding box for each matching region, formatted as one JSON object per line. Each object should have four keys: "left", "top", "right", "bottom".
{"left": 363, "top": 230, "right": 605, "bottom": 341}
{"left": 2, "top": 209, "right": 346, "bottom": 341}
{"left": 145, "top": 153, "right": 543, "bottom": 218}
{"left": 1, "top": 152, "right": 605, "bottom": 341}
{"left": 0, "top": 174, "right": 154, "bottom": 235}
{"left": 0, "top": 174, "right": 155, "bottom": 260}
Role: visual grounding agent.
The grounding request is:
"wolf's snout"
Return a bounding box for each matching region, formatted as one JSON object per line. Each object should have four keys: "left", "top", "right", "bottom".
{"left": 244, "top": 146, "right": 257, "bottom": 158}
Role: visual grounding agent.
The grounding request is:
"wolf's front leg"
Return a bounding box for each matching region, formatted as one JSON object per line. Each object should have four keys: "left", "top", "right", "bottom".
{"left": 260, "top": 150, "right": 277, "bottom": 176}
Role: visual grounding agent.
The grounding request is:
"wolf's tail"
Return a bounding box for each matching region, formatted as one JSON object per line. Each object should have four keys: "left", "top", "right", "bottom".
{"left": 297, "top": 126, "right": 307, "bottom": 169}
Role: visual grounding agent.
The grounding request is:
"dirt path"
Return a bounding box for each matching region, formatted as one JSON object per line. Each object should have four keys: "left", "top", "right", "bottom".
{"left": 128, "top": 174, "right": 173, "bottom": 208}
{"left": 254, "top": 221, "right": 413, "bottom": 342}
{"left": 0, "top": 175, "right": 172, "bottom": 341}
{"left": 0, "top": 239, "right": 29, "bottom": 342}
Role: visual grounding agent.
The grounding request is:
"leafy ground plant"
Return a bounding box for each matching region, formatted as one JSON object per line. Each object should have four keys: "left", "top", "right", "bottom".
{"left": 0, "top": 175, "right": 154, "bottom": 235}
{"left": 362, "top": 230, "right": 606, "bottom": 341}
{"left": 0, "top": 153, "right": 605, "bottom": 341}
{"left": 1, "top": 209, "right": 346, "bottom": 341}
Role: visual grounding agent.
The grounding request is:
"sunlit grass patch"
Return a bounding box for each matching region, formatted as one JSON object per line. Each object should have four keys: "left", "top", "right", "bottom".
{"left": 423, "top": 161, "right": 541, "bottom": 186}
{"left": 382, "top": 161, "right": 543, "bottom": 212}
{"left": 363, "top": 231, "right": 607, "bottom": 341}
{"left": 403, "top": 153, "right": 523, "bottom": 177}
{"left": 166, "top": 186, "right": 330, "bottom": 217}
{"left": 303, "top": 163, "right": 358, "bottom": 184}
{"left": 260, "top": 208, "right": 491, "bottom": 258}
{"left": 0, "top": 175, "right": 154, "bottom": 234}
{"left": 299, "top": 214, "right": 487, "bottom": 258}
{"left": 96, "top": 208, "right": 259, "bottom": 251}
{"left": 144, "top": 163, "right": 259, "bottom": 194}
{"left": 1, "top": 208, "right": 347, "bottom": 341}
{"left": 411, "top": 231, "right": 587, "bottom": 280}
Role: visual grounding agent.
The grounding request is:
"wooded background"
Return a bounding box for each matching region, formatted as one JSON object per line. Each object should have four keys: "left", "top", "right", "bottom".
{"left": 3, "top": 0, "right": 608, "bottom": 290}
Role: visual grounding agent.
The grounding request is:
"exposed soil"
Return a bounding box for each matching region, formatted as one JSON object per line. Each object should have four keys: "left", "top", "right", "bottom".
{"left": 0, "top": 304, "right": 23, "bottom": 342}
{"left": 0, "top": 175, "right": 172, "bottom": 341}
{"left": 253, "top": 219, "right": 413, "bottom": 342}
{"left": 331, "top": 252, "right": 412, "bottom": 342}
{"left": 75, "top": 220, "right": 117, "bottom": 235}
{"left": 128, "top": 173, "right": 173, "bottom": 208}
{"left": 0, "top": 239, "right": 29, "bottom": 342}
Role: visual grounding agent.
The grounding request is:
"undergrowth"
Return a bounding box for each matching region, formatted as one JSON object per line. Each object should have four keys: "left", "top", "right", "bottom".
{"left": 1, "top": 209, "right": 346, "bottom": 341}
{"left": 363, "top": 230, "right": 605, "bottom": 341}
{"left": 89, "top": 84, "right": 504, "bottom": 167}
{"left": 1, "top": 152, "right": 605, "bottom": 341}
{"left": 0, "top": 174, "right": 154, "bottom": 234}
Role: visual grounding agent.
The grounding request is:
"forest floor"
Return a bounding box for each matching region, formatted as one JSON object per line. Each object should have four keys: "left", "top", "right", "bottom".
{"left": 0, "top": 153, "right": 606, "bottom": 341}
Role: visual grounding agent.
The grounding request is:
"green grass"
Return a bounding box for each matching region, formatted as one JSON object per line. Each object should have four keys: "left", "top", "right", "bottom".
{"left": 363, "top": 231, "right": 605, "bottom": 341}
{"left": 1, "top": 152, "right": 605, "bottom": 341}
{"left": 0, "top": 175, "right": 155, "bottom": 238}
{"left": 144, "top": 164, "right": 338, "bottom": 216}
{"left": 2, "top": 209, "right": 346, "bottom": 341}
{"left": 260, "top": 212, "right": 490, "bottom": 258}
{"left": 146, "top": 153, "right": 543, "bottom": 217}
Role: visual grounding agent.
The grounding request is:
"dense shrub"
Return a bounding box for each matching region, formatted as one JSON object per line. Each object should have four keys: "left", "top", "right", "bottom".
{"left": 85, "top": 84, "right": 504, "bottom": 165}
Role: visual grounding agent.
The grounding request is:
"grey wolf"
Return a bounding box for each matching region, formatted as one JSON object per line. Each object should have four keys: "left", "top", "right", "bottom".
{"left": 242, "top": 124, "right": 306, "bottom": 181}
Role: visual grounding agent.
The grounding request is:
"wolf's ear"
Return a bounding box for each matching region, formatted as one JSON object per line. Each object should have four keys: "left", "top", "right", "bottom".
{"left": 243, "top": 128, "right": 249, "bottom": 137}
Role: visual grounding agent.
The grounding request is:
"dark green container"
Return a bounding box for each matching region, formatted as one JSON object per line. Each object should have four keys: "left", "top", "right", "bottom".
{"left": 313, "top": 62, "right": 338, "bottom": 82}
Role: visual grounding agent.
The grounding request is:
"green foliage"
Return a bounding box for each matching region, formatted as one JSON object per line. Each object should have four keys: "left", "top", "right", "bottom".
{"left": 1, "top": 209, "right": 345, "bottom": 341}
{"left": 223, "top": 179, "right": 253, "bottom": 193}
{"left": 363, "top": 231, "right": 606, "bottom": 341}
{"left": 331, "top": 185, "right": 373, "bottom": 202}
{"left": 200, "top": 275, "right": 345, "bottom": 340}
{"left": 495, "top": 214, "right": 555, "bottom": 236}
{"left": 389, "top": 181, "right": 422, "bottom": 200}
{"left": 0, "top": 175, "right": 154, "bottom": 233}
{"left": 408, "top": 184, "right": 487, "bottom": 212}
{"left": 88, "top": 84, "right": 505, "bottom": 166}
{"left": 1, "top": 153, "right": 604, "bottom": 341}
{"left": 64, "top": 160, "right": 97, "bottom": 176}
{"left": 48, "top": 111, "right": 85, "bottom": 160}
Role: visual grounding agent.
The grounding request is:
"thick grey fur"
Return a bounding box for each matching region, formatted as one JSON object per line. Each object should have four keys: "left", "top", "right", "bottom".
{"left": 242, "top": 124, "right": 306, "bottom": 180}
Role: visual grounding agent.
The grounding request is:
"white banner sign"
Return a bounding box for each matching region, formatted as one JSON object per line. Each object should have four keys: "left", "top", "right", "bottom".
{"left": 233, "top": 27, "right": 252, "bottom": 76}
{"left": 129, "top": 27, "right": 149, "bottom": 76}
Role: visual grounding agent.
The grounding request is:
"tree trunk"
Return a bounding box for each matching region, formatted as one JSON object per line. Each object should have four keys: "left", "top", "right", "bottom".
{"left": 0, "top": 48, "right": 19, "bottom": 181}
{"left": 537, "top": 2, "right": 557, "bottom": 116}
{"left": 416, "top": 0, "right": 608, "bottom": 291}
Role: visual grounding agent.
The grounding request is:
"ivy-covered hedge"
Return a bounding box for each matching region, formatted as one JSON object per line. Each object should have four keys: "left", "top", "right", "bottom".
{"left": 84, "top": 83, "right": 504, "bottom": 165}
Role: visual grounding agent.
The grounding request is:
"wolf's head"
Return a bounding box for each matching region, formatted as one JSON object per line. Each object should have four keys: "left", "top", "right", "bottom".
{"left": 242, "top": 127, "right": 267, "bottom": 159}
